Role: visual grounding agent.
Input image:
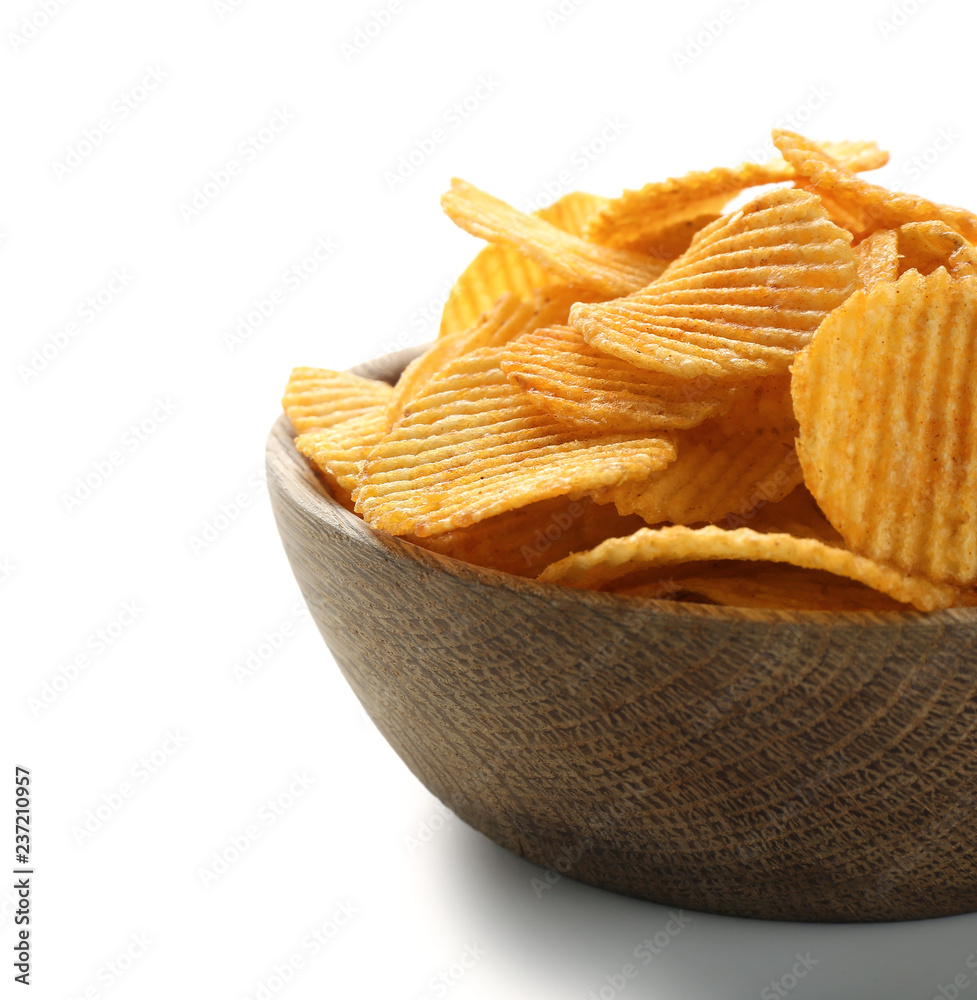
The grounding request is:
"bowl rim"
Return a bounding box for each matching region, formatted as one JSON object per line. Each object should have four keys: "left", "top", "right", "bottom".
{"left": 266, "top": 346, "right": 977, "bottom": 630}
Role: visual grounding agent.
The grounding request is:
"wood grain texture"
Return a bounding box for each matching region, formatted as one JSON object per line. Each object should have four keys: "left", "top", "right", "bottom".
{"left": 266, "top": 345, "right": 977, "bottom": 922}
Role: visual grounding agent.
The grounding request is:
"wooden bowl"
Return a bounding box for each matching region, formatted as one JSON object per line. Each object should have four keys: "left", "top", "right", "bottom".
{"left": 267, "top": 347, "right": 977, "bottom": 923}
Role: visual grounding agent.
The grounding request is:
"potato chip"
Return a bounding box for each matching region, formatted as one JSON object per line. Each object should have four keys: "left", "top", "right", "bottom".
{"left": 792, "top": 268, "right": 977, "bottom": 585}
{"left": 353, "top": 347, "right": 676, "bottom": 537}
{"left": 389, "top": 285, "right": 607, "bottom": 429}
{"left": 439, "top": 191, "right": 608, "bottom": 338}
{"left": 282, "top": 367, "right": 393, "bottom": 434}
{"left": 387, "top": 293, "right": 523, "bottom": 429}
{"left": 570, "top": 188, "right": 858, "bottom": 380}
{"left": 591, "top": 375, "right": 802, "bottom": 525}
{"left": 415, "top": 496, "right": 646, "bottom": 578}
{"left": 855, "top": 228, "right": 899, "bottom": 288}
{"left": 537, "top": 525, "right": 958, "bottom": 611}
{"left": 295, "top": 408, "right": 387, "bottom": 501}
{"left": 897, "top": 221, "right": 977, "bottom": 278}
{"left": 583, "top": 140, "right": 888, "bottom": 250}
{"left": 774, "top": 129, "right": 977, "bottom": 242}
{"left": 441, "top": 179, "right": 665, "bottom": 298}
{"left": 500, "top": 324, "right": 734, "bottom": 432}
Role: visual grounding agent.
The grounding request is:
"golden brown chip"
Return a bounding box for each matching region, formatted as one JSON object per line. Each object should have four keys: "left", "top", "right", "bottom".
{"left": 282, "top": 367, "right": 393, "bottom": 434}
{"left": 592, "top": 375, "right": 802, "bottom": 525}
{"left": 583, "top": 140, "right": 889, "bottom": 250}
{"left": 617, "top": 563, "right": 908, "bottom": 612}
{"left": 855, "top": 228, "right": 899, "bottom": 288}
{"left": 415, "top": 496, "right": 646, "bottom": 578}
{"left": 537, "top": 525, "right": 958, "bottom": 611}
{"left": 353, "top": 347, "right": 676, "bottom": 537}
{"left": 774, "top": 129, "right": 977, "bottom": 242}
{"left": 792, "top": 269, "right": 977, "bottom": 586}
{"left": 439, "top": 191, "right": 608, "bottom": 338}
{"left": 500, "top": 324, "right": 734, "bottom": 432}
{"left": 441, "top": 179, "right": 665, "bottom": 298}
{"left": 570, "top": 188, "right": 858, "bottom": 380}
{"left": 897, "top": 221, "right": 977, "bottom": 278}
{"left": 295, "top": 408, "right": 387, "bottom": 498}
{"left": 389, "top": 286, "right": 607, "bottom": 430}
{"left": 387, "top": 293, "right": 524, "bottom": 430}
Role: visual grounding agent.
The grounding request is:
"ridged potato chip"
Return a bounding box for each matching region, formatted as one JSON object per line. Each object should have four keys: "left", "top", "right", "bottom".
{"left": 354, "top": 347, "right": 676, "bottom": 537}
{"left": 592, "top": 375, "right": 802, "bottom": 525}
{"left": 441, "top": 179, "right": 665, "bottom": 298}
{"left": 897, "top": 221, "right": 977, "bottom": 278}
{"left": 439, "top": 191, "right": 608, "bottom": 338}
{"left": 855, "top": 228, "right": 898, "bottom": 288}
{"left": 387, "top": 293, "right": 523, "bottom": 430}
{"left": 500, "top": 324, "right": 733, "bottom": 432}
{"left": 775, "top": 129, "right": 977, "bottom": 242}
{"left": 538, "top": 525, "right": 957, "bottom": 611}
{"left": 583, "top": 140, "right": 888, "bottom": 250}
{"left": 570, "top": 188, "right": 858, "bottom": 380}
{"left": 389, "top": 286, "right": 607, "bottom": 429}
{"left": 792, "top": 269, "right": 977, "bottom": 585}
{"left": 282, "top": 367, "right": 393, "bottom": 434}
{"left": 295, "top": 408, "right": 387, "bottom": 502}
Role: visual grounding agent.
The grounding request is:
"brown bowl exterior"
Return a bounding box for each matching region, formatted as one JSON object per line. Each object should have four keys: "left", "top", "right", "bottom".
{"left": 267, "top": 349, "right": 977, "bottom": 923}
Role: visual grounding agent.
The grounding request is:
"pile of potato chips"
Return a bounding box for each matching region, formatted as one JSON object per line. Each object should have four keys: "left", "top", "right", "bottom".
{"left": 282, "top": 129, "right": 977, "bottom": 613}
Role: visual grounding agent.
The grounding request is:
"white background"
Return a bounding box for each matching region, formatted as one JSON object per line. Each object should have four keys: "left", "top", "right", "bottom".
{"left": 5, "top": 0, "right": 977, "bottom": 997}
